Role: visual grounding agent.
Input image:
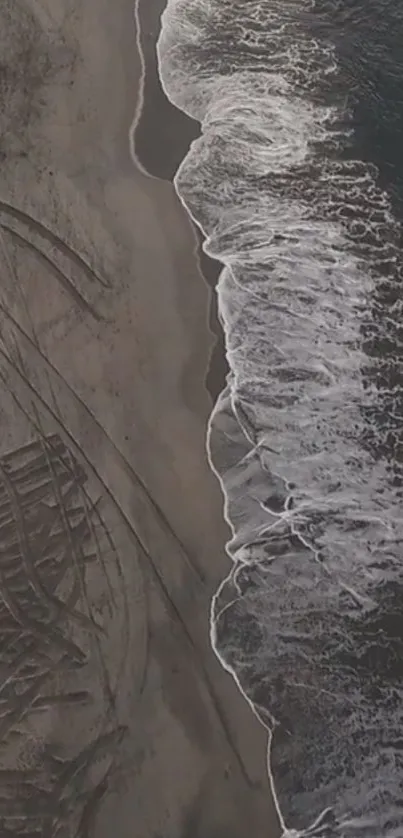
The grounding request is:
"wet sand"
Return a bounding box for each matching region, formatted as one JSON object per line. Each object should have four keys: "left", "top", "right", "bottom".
{"left": 0, "top": 0, "right": 280, "bottom": 835}
{"left": 133, "top": 0, "right": 229, "bottom": 402}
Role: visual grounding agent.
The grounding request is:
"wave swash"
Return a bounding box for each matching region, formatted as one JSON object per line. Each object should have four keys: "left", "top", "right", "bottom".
{"left": 157, "top": 1, "right": 403, "bottom": 834}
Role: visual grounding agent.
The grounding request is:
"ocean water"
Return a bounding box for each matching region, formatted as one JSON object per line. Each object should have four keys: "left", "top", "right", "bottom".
{"left": 157, "top": 1, "right": 403, "bottom": 835}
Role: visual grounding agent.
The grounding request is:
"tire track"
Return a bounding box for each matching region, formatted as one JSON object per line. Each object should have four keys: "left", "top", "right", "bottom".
{"left": 0, "top": 224, "right": 103, "bottom": 322}
{"left": 0, "top": 202, "right": 110, "bottom": 289}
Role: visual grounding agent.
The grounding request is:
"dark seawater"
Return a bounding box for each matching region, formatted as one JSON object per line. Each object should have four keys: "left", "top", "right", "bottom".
{"left": 156, "top": 1, "right": 403, "bottom": 835}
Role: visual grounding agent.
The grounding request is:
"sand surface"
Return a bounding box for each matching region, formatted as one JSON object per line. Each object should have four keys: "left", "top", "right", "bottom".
{"left": 0, "top": 0, "right": 280, "bottom": 834}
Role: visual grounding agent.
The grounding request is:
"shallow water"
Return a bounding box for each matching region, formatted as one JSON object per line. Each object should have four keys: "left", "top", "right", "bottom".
{"left": 157, "top": 1, "right": 403, "bottom": 834}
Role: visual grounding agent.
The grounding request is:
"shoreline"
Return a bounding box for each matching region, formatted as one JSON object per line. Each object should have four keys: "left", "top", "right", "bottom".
{"left": 131, "top": 0, "right": 229, "bottom": 403}
{"left": 132, "top": 1, "right": 283, "bottom": 834}
{"left": 130, "top": 2, "right": 281, "bottom": 833}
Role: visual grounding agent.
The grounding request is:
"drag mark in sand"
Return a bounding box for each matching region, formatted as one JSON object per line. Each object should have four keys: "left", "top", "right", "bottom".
{"left": 0, "top": 224, "right": 103, "bottom": 323}
{"left": 0, "top": 201, "right": 109, "bottom": 290}
{"left": 0, "top": 435, "right": 126, "bottom": 835}
{"left": 0, "top": 207, "right": 206, "bottom": 588}
{"left": 0, "top": 191, "right": 207, "bottom": 604}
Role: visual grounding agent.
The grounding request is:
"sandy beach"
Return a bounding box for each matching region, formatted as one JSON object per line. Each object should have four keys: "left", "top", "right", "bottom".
{"left": 0, "top": 0, "right": 280, "bottom": 834}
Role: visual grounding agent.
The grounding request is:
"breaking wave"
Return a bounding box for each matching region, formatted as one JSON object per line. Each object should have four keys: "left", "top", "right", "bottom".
{"left": 157, "top": 1, "right": 403, "bottom": 834}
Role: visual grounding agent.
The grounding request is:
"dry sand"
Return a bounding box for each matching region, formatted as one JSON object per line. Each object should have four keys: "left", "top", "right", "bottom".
{"left": 0, "top": 0, "right": 281, "bottom": 835}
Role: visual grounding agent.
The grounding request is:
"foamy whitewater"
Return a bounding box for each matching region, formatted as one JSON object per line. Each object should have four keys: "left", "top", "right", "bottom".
{"left": 157, "top": 1, "right": 403, "bottom": 834}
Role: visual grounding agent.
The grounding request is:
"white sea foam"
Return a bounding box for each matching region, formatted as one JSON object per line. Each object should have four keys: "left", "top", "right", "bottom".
{"left": 157, "top": 0, "right": 403, "bottom": 833}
